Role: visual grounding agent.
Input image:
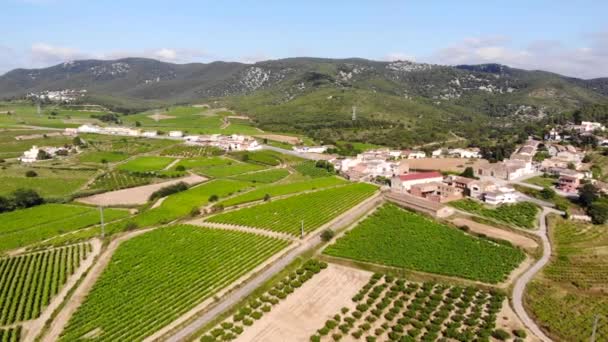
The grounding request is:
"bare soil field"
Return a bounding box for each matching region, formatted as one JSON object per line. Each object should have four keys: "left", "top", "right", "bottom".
{"left": 407, "top": 158, "right": 480, "bottom": 172}
{"left": 148, "top": 114, "right": 176, "bottom": 121}
{"left": 452, "top": 218, "right": 538, "bottom": 250}
{"left": 235, "top": 264, "right": 371, "bottom": 342}
{"left": 76, "top": 174, "right": 206, "bottom": 206}
{"left": 255, "top": 134, "right": 301, "bottom": 144}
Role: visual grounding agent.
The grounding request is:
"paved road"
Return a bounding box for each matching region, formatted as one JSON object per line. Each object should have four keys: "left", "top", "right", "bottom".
{"left": 162, "top": 193, "right": 382, "bottom": 342}
{"left": 511, "top": 207, "right": 559, "bottom": 342}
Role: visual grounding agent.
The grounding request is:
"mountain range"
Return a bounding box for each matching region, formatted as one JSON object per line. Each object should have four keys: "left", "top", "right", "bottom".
{"left": 2, "top": 57, "right": 607, "bottom": 147}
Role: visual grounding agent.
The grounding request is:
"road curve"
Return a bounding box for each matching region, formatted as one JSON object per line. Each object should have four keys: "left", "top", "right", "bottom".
{"left": 511, "top": 207, "right": 557, "bottom": 342}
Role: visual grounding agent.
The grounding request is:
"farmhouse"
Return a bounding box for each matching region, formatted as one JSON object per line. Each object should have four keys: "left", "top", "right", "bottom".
{"left": 484, "top": 186, "right": 518, "bottom": 205}
{"left": 391, "top": 171, "right": 443, "bottom": 192}
{"left": 557, "top": 174, "right": 580, "bottom": 193}
{"left": 169, "top": 131, "right": 183, "bottom": 138}
{"left": 431, "top": 148, "right": 444, "bottom": 158}
{"left": 447, "top": 148, "right": 481, "bottom": 159}
{"left": 19, "top": 145, "right": 73, "bottom": 163}
{"left": 409, "top": 181, "right": 463, "bottom": 203}
{"left": 292, "top": 146, "right": 328, "bottom": 153}
{"left": 188, "top": 134, "right": 261, "bottom": 151}
{"left": 475, "top": 159, "right": 532, "bottom": 180}
{"left": 402, "top": 150, "right": 426, "bottom": 159}
{"left": 569, "top": 121, "right": 606, "bottom": 133}
{"left": 142, "top": 131, "right": 158, "bottom": 137}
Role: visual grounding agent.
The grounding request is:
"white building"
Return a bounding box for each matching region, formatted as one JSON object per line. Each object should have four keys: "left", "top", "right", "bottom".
{"left": 142, "top": 131, "right": 158, "bottom": 137}
{"left": 169, "top": 131, "right": 183, "bottom": 138}
{"left": 403, "top": 150, "right": 426, "bottom": 159}
{"left": 391, "top": 171, "right": 444, "bottom": 192}
{"left": 448, "top": 148, "right": 481, "bottom": 159}
{"left": 19, "top": 146, "right": 41, "bottom": 163}
{"left": 293, "top": 146, "right": 328, "bottom": 154}
{"left": 580, "top": 121, "right": 605, "bottom": 132}
{"left": 431, "top": 149, "right": 444, "bottom": 158}
{"left": 484, "top": 186, "right": 518, "bottom": 205}
{"left": 77, "top": 124, "right": 102, "bottom": 134}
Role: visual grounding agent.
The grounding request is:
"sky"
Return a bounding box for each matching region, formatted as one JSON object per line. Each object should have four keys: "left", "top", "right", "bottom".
{"left": 1, "top": 0, "right": 608, "bottom": 78}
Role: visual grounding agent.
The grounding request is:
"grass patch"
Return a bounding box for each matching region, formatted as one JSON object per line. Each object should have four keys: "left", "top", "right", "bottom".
{"left": 229, "top": 168, "right": 290, "bottom": 183}
{"left": 450, "top": 199, "right": 539, "bottom": 229}
{"left": 117, "top": 156, "right": 175, "bottom": 173}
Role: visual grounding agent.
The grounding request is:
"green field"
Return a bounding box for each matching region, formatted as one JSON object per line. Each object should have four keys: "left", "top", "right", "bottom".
{"left": 0, "top": 165, "right": 96, "bottom": 198}
{"left": 59, "top": 225, "right": 289, "bottom": 342}
{"left": 78, "top": 151, "right": 129, "bottom": 164}
{"left": 229, "top": 168, "right": 289, "bottom": 183}
{"left": 524, "top": 175, "right": 558, "bottom": 188}
{"left": 174, "top": 156, "right": 267, "bottom": 178}
{"left": 83, "top": 134, "right": 177, "bottom": 155}
{"left": 324, "top": 204, "right": 525, "bottom": 283}
{"left": 160, "top": 144, "right": 224, "bottom": 158}
{"left": 450, "top": 199, "right": 539, "bottom": 229}
{"left": 117, "top": 156, "right": 175, "bottom": 173}
{"left": 0, "top": 326, "right": 21, "bottom": 341}
{"left": 230, "top": 150, "right": 282, "bottom": 166}
{"left": 0, "top": 204, "right": 129, "bottom": 253}
{"left": 88, "top": 171, "right": 151, "bottom": 191}
{"left": 294, "top": 161, "right": 336, "bottom": 178}
{"left": 0, "top": 243, "right": 90, "bottom": 325}
{"left": 207, "top": 183, "right": 377, "bottom": 235}
{"left": 220, "top": 176, "right": 348, "bottom": 207}
{"left": 526, "top": 217, "right": 608, "bottom": 341}
{"left": 0, "top": 129, "right": 74, "bottom": 159}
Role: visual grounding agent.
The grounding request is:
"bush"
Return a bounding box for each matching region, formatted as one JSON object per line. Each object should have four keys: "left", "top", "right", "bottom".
{"left": 209, "top": 194, "right": 219, "bottom": 202}
{"left": 492, "top": 329, "right": 510, "bottom": 340}
{"left": 513, "top": 329, "right": 527, "bottom": 338}
{"left": 175, "top": 165, "right": 186, "bottom": 171}
{"left": 310, "top": 335, "right": 321, "bottom": 342}
{"left": 263, "top": 193, "right": 271, "bottom": 202}
{"left": 149, "top": 182, "right": 189, "bottom": 201}
{"left": 321, "top": 229, "right": 335, "bottom": 242}
{"left": 190, "top": 206, "right": 201, "bottom": 217}
{"left": 25, "top": 170, "right": 38, "bottom": 177}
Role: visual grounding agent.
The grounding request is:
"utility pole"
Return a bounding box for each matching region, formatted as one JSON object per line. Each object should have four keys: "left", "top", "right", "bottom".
{"left": 99, "top": 206, "right": 105, "bottom": 238}
{"left": 352, "top": 106, "right": 357, "bottom": 121}
{"left": 590, "top": 314, "right": 600, "bottom": 342}
{"left": 300, "top": 220, "right": 304, "bottom": 239}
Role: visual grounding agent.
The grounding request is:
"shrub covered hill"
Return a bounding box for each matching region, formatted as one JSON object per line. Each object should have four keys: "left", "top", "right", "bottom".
{"left": 2, "top": 57, "right": 608, "bottom": 147}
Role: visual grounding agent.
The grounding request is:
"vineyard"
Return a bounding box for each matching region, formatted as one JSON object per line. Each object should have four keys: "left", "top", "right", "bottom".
{"left": 0, "top": 243, "right": 91, "bottom": 325}
{"left": 83, "top": 135, "right": 176, "bottom": 155}
{"left": 310, "top": 274, "right": 510, "bottom": 342}
{"left": 324, "top": 204, "right": 525, "bottom": 283}
{"left": 526, "top": 217, "right": 608, "bottom": 341}
{"left": 450, "top": 199, "right": 539, "bottom": 229}
{"left": 207, "top": 183, "right": 377, "bottom": 235}
{"left": 89, "top": 171, "right": 150, "bottom": 191}
{"left": 294, "top": 161, "right": 336, "bottom": 178}
{"left": 201, "top": 260, "right": 328, "bottom": 341}
{"left": 0, "top": 327, "right": 20, "bottom": 342}
{"left": 174, "top": 157, "right": 267, "bottom": 178}
{"left": 78, "top": 151, "right": 129, "bottom": 164}
{"left": 230, "top": 151, "right": 282, "bottom": 166}
{"left": 220, "top": 176, "right": 348, "bottom": 207}
{"left": 229, "top": 169, "right": 289, "bottom": 183}
{"left": 117, "top": 156, "right": 176, "bottom": 173}
{"left": 0, "top": 204, "right": 128, "bottom": 253}
{"left": 160, "top": 144, "right": 224, "bottom": 158}
{"left": 59, "top": 225, "right": 289, "bottom": 342}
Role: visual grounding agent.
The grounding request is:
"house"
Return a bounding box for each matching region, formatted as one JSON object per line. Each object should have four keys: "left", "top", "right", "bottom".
{"left": 484, "top": 186, "right": 518, "bottom": 205}
{"left": 557, "top": 175, "right": 580, "bottom": 193}
{"left": 293, "top": 146, "right": 328, "bottom": 154}
{"left": 402, "top": 150, "right": 426, "bottom": 159}
{"left": 545, "top": 128, "right": 562, "bottom": 141}
{"left": 447, "top": 148, "right": 481, "bottom": 159}
{"left": 19, "top": 146, "right": 41, "bottom": 163}
{"left": 142, "top": 131, "right": 158, "bottom": 137}
{"left": 77, "top": 124, "right": 102, "bottom": 134}
{"left": 169, "top": 131, "right": 183, "bottom": 138}
{"left": 391, "top": 171, "right": 444, "bottom": 192}
{"left": 431, "top": 148, "right": 444, "bottom": 158}
{"left": 444, "top": 175, "right": 477, "bottom": 196}
{"left": 475, "top": 159, "right": 532, "bottom": 180}
{"left": 409, "top": 182, "right": 463, "bottom": 203}
{"left": 580, "top": 121, "right": 606, "bottom": 132}
{"left": 468, "top": 180, "right": 498, "bottom": 200}
{"left": 388, "top": 150, "right": 402, "bottom": 159}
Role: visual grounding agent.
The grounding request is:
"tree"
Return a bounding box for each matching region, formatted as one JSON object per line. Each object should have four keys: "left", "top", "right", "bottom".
{"left": 588, "top": 200, "right": 608, "bottom": 224}
{"left": 36, "top": 149, "right": 51, "bottom": 160}
{"left": 579, "top": 183, "right": 598, "bottom": 208}
{"left": 175, "top": 165, "right": 186, "bottom": 172}
{"left": 25, "top": 170, "right": 38, "bottom": 177}
{"left": 540, "top": 187, "right": 556, "bottom": 200}
{"left": 208, "top": 194, "right": 219, "bottom": 202}
{"left": 0, "top": 196, "right": 14, "bottom": 213}
{"left": 12, "top": 189, "right": 43, "bottom": 209}
{"left": 320, "top": 229, "right": 335, "bottom": 242}
{"left": 460, "top": 167, "right": 475, "bottom": 179}
{"left": 73, "top": 136, "right": 85, "bottom": 147}
{"left": 135, "top": 121, "right": 141, "bottom": 127}
{"left": 263, "top": 193, "right": 271, "bottom": 202}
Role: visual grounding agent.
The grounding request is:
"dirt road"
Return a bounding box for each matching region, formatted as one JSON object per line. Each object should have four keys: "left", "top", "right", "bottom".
{"left": 451, "top": 218, "right": 538, "bottom": 250}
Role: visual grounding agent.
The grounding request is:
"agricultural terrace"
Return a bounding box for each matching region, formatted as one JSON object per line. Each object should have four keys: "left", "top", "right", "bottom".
{"left": 450, "top": 199, "right": 539, "bottom": 229}
{"left": 117, "top": 156, "right": 175, "bottom": 173}
{"left": 173, "top": 157, "right": 267, "bottom": 178}
{"left": 219, "top": 176, "right": 348, "bottom": 207}
{"left": 295, "top": 161, "right": 336, "bottom": 178}
{"left": 526, "top": 217, "right": 608, "bottom": 341}
{"left": 0, "top": 165, "right": 96, "bottom": 198}
{"left": 324, "top": 204, "right": 525, "bottom": 283}
{"left": 59, "top": 225, "right": 290, "bottom": 342}
{"left": 102, "top": 179, "right": 253, "bottom": 234}
{"left": 207, "top": 183, "right": 377, "bottom": 235}
{"left": 78, "top": 151, "right": 129, "bottom": 164}
{"left": 0, "top": 243, "right": 91, "bottom": 325}
{"left": 160, "top": 144, "right": 224, "bottom": 158}
{"left": 82, "top": 134, "right": 176, "bottom": 155}
{"left": 230, "top": 150, "right": 282, "bottom": 166}
{"left": 229, "top": 169, "right": 289, "bottom": 183}
{"left": 88, "top": 171, "right": 150, "bottom": 191}
{"left": 0, "top": 204, "right": 128, "bottom": 253}
{"left": 310, "top": 274, "right": 509, "bottom": 342}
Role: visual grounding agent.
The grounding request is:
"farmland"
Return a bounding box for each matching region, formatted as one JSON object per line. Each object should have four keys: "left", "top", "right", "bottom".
{"left": 207, "top": 183, "right": 377, "bottom": 235}
{"left": 78, "top": 151, "right": 129, "bottom": 164}
{"left": 0, "top": 165, "right": 96, "bottom": 198}
{"left": 294, "top": 161, "right": 336, "bottom": 178}
{"left": 526, "top": 217, "right": 608, "bottom": 341}
{"left": 229, "top": 168, "right": 289, "bottom": 183}
{"left": 0, "top": 243, "right": 91, "bottom": 325}
{"left": 173, "top": 157, "right": 267, "bottom": 178}
{"left": 310, "top": 274, "right": 509, "bottom": 342}
{"left": 88, "top": 171, "right": 150, "bottom": 191}
{"left": 59, "top": 225, "right": 289, "bottom": 342}
{"left": 450, "top": 199, "right": 539, "bottom": 229}
{"left": 0, "top": 204, "right": 128, "bottom": 253}
{"left": 324, "top": 204, "right": 525, "bottom": 283}
{"left": 230, "top": 150, "right": 282, "bottom": 166}
{"left": 220, "top": 176, "right": 348, "bottom": 207}
{"left": 160, "top": 144, "right": 224, "bottom": 158}
{"left": 0, "top": 327, "right": 21, "bottom": 342}
{"left": 117, "top": 156, "right": 175, "bottom": 173}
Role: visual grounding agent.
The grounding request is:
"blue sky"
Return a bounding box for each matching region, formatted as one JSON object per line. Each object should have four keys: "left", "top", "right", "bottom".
{"left": 1, "top": 0, "right": 607, "bottom": 78}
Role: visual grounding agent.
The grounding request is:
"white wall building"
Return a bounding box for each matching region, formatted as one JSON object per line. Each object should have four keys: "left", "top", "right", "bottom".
{"left": 391, "top": 171, "right": 444, "bottom": 192}
{"left": 169, "top": 131, "right": 183, "bottom": 138}
{"left": 293, "top": 146, "right": 328, "bottom": 153}
{"left": 484, "top": 186, "right": 518, "bottom": 205}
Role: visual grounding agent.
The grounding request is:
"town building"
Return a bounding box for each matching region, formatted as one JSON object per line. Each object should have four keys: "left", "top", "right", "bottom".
{"left": 402, "top": 150, "right": 426, "bottom": 159}
{"left": 169, "top": 131, "right": 183, "bottom": 138}
{"left": 484, "top": 186, "right": 518, "bottom": 205}
{"left": 557, "top": 175, "right": 581, "bottom": 193}
{"left": 391, "top": 171, "right": 444, "bottom": 192}
{"left": 409, "top": 181, "right": 463, "bottom": 203}
{"left": 292, "top": 146, "right": 328, "bottom": 154}
{"left": 447, "top": 148, "right": 481, "bottom": 159}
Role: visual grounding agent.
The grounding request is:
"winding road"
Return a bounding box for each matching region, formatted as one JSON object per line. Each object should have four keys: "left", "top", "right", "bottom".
{"left": 511, "top": 207, "right": 560, "bottom": 342}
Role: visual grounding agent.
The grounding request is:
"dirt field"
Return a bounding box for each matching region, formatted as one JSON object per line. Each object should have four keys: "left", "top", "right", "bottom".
{"left": 255, "top": 134, "right": 301, "bottom": 145}
{"left": 451, "top": 218, "right": 538, "bottom": 250}
{"left": 76, "top": 174, "right": 206, "bottom": 206}
{"left": 148, "top": 114, "right": 176, "bottom": 121}
{"left": 407, "top": 158, "right": 479, "bottom": 172}
{"left": 235, "top": 264, "right": 372, "bottom": 342}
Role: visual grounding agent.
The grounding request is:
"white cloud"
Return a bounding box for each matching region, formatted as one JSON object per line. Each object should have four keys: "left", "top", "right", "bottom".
{"left": 30, "top": 43, "right": 91, "bottom": 65}
{"left": 429, "top": 32, "right": 608, "bottom": 79}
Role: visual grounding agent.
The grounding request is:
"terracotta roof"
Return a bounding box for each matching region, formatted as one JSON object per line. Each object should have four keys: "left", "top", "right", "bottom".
{"left": 398, "top": 171, "right": 443, "bottom": 181}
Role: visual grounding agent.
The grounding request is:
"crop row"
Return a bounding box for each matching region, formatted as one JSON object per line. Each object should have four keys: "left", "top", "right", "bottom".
{"left": 89, "top": 171, "right": 150, "bottom": 191}
{"left": 450, "top": 199, "right": 539, "bottom": 229}
{"left": 161, "top": 144, "right": 225, "bottom": 157}
{"left": 59, "top": 225, "right": 290, "bottom": 342}
{"left": 0, "top": 326, "right": 21, "bottom": 342}
{"left": 0, "top": 204, "right": 128, "bottom": 253}
{"left": 207, "top": 183, "right": 377, "bottom": 235}
{"left": 311, "top": 274, "right": 513, "bottom": 342}
{"left": 0, "top": 243, "right": 90, "bottom": 325}
{"left": 324, "top": 204, "right": 525, "bottom": 283}
{"left": 229, "top": 168, "right": 289, "bottom": 184}
{"left": 295, "top": 161, "right": 335, "bottom": 178}
{"left": 201, "top": 260, "right": 328, "bottom": 341}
